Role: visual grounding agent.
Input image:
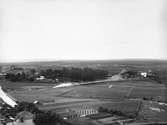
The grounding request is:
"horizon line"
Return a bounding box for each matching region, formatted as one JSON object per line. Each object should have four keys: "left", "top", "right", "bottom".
{"left": 0, "top": 58, "right": 167, "bottom": 64}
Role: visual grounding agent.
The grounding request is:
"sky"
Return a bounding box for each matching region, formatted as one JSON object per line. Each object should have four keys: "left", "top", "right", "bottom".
{"left": 0, "top": 0, "right": 167, "bottom": 62}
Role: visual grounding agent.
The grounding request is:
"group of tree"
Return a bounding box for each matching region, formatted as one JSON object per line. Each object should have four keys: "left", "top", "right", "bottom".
{"left": 33, "top": 111, "right": 71, "bottom": 125}
{"left": 0, "top": 102, "right": 71, "bottom": 125}
{"left": 120, "top": 69, "right": 167, "bottom": 85}
{"left": 0, "top": 102, "right": 41, "bottom": 119}
{"left": 5, "top": 72, "right": 34, "bottom": 82}
{"left": 39, "top": 67, "right": 108, "bottom": 82}
{"left": 4, "top": 67, "right": 108, "bottom": 82}
{"left": 147, "top": 71, "right": 167, "bottom": 85}
{"left": 120, "top": 70, "right": 140, "bottom": 79}
{"left": 98, "top": 107, "right": 137, "bottom": 119}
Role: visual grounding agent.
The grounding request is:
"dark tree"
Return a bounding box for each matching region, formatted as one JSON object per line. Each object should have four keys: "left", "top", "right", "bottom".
{"left": 33, "top": 111, "right": 64, "bottom": 125}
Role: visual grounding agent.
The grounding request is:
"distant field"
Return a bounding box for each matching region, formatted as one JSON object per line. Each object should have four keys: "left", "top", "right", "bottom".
{"left": 62, "top": 85, "right": 130, "bottom": 99}
{"left": 129, "top": 88, "right": 166, "bottom": 99}
{"left": 1, "top": 80, "right": 166, "bottom": 120}
{"left": 62, "top": 81, "right": 166, "bottom": 101}
{"left": 5, "top": 81, "right": 140, "bottom": 115}
{"left": 10, "top": 87, "right": 74, "bottom": 102}
{"left": 0, "top": 81, "right": 53, "bottom": 89}
{"left": 1, "top": 80, "right": 165, "bottom": 102}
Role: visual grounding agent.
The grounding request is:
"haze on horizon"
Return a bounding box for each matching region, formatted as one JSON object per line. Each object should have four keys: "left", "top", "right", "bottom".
{"left": 0, "top": 0, "right": 167, "bottom": 62}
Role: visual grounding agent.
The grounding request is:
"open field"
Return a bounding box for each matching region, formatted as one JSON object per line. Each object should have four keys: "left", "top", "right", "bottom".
{"left": 0, "top": 79, "right": 167, "bottom": 123}
{"left": 1, "top": 80, "right": 166, "bottom": 103}
{"left": 3, "top": 80, "right": 165, "bottom": 102}
{"left": 61, "top": 80, "right": 166, "bottom": 101}
{"left": 129, "top": 88, "right": 166, "bottom": 99}
{"left": 39, "top": 100, "right": 139, "bottom": 115}
{"left": 0, "top": 81, "right": 53, "bottom": 91}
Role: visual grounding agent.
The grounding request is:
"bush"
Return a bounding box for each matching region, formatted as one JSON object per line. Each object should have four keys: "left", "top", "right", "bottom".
{"left": 15, "top": 102, "right": 41, "bottom": 114}
{"left": 33, "top": 111, "right": 70, "bottom": 125}
{"left": 98, "top": 107, "right": 137, "bottom": 119}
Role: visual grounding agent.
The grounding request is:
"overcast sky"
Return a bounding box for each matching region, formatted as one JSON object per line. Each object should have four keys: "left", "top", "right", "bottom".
{"left": 0, "top": 0, "right": 167, "bottom": 62}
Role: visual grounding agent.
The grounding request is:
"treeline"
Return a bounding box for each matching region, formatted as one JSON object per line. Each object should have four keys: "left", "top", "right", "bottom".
{"left": 40, "top": 67, "right": 108, "bottom": 82}
{"left": 147, "top": 71, "right": 167, "bottom": 85}
{"left": 120, "top": 69, "right": 167, "bottom": 85}
{"left": 4, "top": 67, "right": 108, "bottom": 82}
{"left": 5, "top": 73, "right": 34, "bottom": 82}
{"left": 121, "top": 70, "right": 139, "bottom": 79}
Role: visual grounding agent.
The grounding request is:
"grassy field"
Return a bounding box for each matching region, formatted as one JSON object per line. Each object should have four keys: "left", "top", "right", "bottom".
{"left": 38, "top": 100, "right": 140, "bottom": 118}
{"left": 5, "top": 80, "right": 165, "bottom": 102}
{"left": 129, "top": 88, "right": 166, "bottom": 99}
{"left": 1, "top": 80, "right": 166, "bottom": 103}
{"left": 0, "top": 79, "right": 167, "bottom": 122}
{"left": 61, "top": 80, "right": 166, "bottom": 101}
{"left": 0, "top": 81, "right": 53, "bottom": 90}
{"left": 0, "top": 80, "right": 166, "bottom": 101}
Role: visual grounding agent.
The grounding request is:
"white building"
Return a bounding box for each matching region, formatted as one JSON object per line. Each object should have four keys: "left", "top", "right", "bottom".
{"left": 36, "top": 76, "right": 45, "bottom": 80}
{"left": 140, "top": 72, "right": 147, "bottom": 78}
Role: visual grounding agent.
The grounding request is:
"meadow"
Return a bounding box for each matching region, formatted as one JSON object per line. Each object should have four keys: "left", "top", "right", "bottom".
{"left": 0, "top": 79, "right": 167, "bottom": 122}
{"left": 1, "top": 80, "right": 166, "bottom": 103}
{"left": 62, "top": 80, "right": 166, "bottom": 101}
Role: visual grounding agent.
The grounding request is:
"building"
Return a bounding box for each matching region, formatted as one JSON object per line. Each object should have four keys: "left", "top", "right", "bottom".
{"left": 140, "top": 72, "right": 147, "bottom": 78}
{"left": 36, "top": 76, "right": 45, "bottom": 81}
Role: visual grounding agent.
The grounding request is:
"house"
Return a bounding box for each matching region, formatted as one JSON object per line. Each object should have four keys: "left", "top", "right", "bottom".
{"left": 35, "top": 76, "right": 54, "bottom": 83}
{"left": 36, "top": 76, "right": 45, "bottom": 81}
{"left": 140, "top": 72, "right": 147, "bottom": 78}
